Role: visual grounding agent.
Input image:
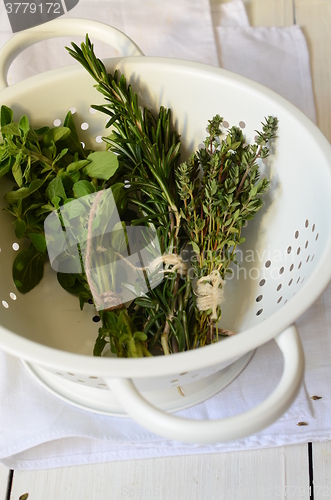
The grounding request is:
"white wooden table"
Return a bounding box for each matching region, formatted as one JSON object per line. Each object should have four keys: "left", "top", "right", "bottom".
{"left": 1, "top": 1, "right": 330, "bottom": 498}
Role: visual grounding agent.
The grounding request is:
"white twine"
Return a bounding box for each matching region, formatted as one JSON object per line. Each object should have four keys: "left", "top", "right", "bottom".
{"left": 84, "top": 191, "right": 187, "bottom": 309}
{"left": 149, "top": 254, "right": 187, "bottom": 276}
{"left": 195, "top": 270, "right": 224, "bottom": 320}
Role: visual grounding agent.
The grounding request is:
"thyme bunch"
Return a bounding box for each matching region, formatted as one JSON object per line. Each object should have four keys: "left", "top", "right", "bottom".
{"left": 176, "top": 115, "right": 278, "bottom": 345}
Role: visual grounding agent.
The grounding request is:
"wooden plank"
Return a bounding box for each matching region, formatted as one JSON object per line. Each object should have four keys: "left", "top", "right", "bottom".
{"left": 10, "top": 445, "right": 309, "bottom": 500}
{"left": 295, "top": 0, "right": 331, "bottom": 141}
{"left": 0, "top": 464, "right": 10, "bottom": 500}
{"left": 312, "top": 442, "right": 331, "bottom": 499}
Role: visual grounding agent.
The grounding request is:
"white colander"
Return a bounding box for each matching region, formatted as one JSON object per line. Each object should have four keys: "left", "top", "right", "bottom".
{"left": 0, "top": 19, "right": 330, "bottom": 445}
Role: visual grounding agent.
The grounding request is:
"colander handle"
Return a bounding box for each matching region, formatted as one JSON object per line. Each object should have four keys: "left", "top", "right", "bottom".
{"left": 0, "top": 18, "right": 144, "bottom": 90}
{"left": 106, "top": 324, "right": 304, "bottom": 444}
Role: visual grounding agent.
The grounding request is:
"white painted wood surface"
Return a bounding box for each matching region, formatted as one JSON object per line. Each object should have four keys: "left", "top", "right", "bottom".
{"left": 0, "top": 464, "right": 9, "bottom": 499}
{"left": 312, "top": 442, "right": 331, "bottom": 500}
{"left": 9, "top": 445, "right": 309, "bottom": 500}
{"left": 1, "top": 0, "right": 330, "bottom": 498}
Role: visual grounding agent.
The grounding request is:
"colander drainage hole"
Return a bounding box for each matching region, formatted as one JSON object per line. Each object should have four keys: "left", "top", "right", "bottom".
{"left": 256, "top": 295, "right": 263, "bottom": 302}
{"left": 239, "top": 121, "right": 246, "bottom": 129}
{"left": 316, "top": 233, "right": 319, "bottom": 241}
{"left": 289, "top": 264, "right": 294, "bottom": 272}
{"left": 53, "top": 119, "right": 61, "bottom": 127}
{"left": 68, "top": 107, "right": 76, "bottom": 114}
{"left": 277, "top": 296, "right": 283, "bottom": 304}
{"left": 89, "top": 107, "right": 97, "bottom": 115}
{"left": 222, "top": 120, "right": 229, "bottom": 128}
{"left": 81, "top": 122, "right": 89, "bottom": 130}
{"left": 288, "top": 279, "right": 293, "bottom": 286}
{"left": 256, "top": 309, "right": 263, "bottom": 316}
{"left": 297, "top": 247, "right": 301, "bottom": 255}
{"left": 306, "top": 255, "right": 310, "bottom": 263}
{"left": 265, "top": 260, "right": 271, "bottom": 268}
{"left": 88, "top": 299, "right": 93, "bottom": 305}
{"left": 9, "top": 292, "right": 16, "bottom": 300}
{"left": 305, "top": 241, "right": 309, "bottom": 249}
{"left": 96, "top": 136, "right": 103, "bottom": 143}
{"left": 295, "top": 230, "right": 299, "bottom": 239}
{"left": 305, "top": 219, "right": 309, "bottom": 228}
{"left": 92, "top": 316, "right": 101, "bottom": 323}
{"left": 2, "top": 300, "right": 9, "bottom": 309}
{"left": 287, "top": 246, "right": 292, "bottom": 254}
{"left": 259, "top": 279, "right": 266, "bottom": 286}
{"left": 312, "top": 224, "right": 316, "bottom": 232}
{"left": 277, "top": 284, "right": 282, "bottom": 291}
{"left": 298, "top": 262, "right": 302, "bottom": 269}
{"left": 12, "top": 242, "right": 19, "bottom": 251}
{"left": 279, "top": 267, "right": 284, "bottom": 275}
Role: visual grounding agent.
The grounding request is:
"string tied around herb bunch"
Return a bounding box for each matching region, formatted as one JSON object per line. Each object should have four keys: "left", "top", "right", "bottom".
{"left": 195, "top": 270, "right": 225, "bottom": 320}
{"left": 84, "top": 190, "right": 188, "bottom": 310}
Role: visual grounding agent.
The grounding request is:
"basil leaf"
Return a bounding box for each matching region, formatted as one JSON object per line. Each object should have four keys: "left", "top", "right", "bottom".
{"left": 45, "top": 177, "right": 67, "bottom": 202}
{"left": 73, "top": 180, "right": 96, "bottom": 198}
{"left": 28, "top": 233, "right": 47, "bottom": 253}
{"left": 13, "top": 245, "right": 46, "bottom": 294}
{"left": 5, "top": 178, "right": 46, "bottom": 203}
{"left": 84, "top": 151, "right": 119, "bottom": 180}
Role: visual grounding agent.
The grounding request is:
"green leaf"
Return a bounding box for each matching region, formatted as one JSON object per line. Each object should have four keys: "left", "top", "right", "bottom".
{"left": 62, "top": 111, "right": 86, "bottom": 156}
{"left": 0, "top": 105, "right": 13, "bottom": 127}
{"left": 28, "top": 233, "right": 47, "bottom": 253}
{"left": 0, "top": 158, "right": 13, "bottom": 179}
{"left": 18, "top": 115, "right": 30, "bottom": 136}
{"left": 78, "top": 291, "right": 91, "bottom": 310}
{"left": 45, "top": 177, "right": 67, "bottom": 202}
{"left": 67, "top": 159, "right": 90, "bottom": 172}
{"left": 0, "top": 122, "right": 20, "bottom": 136}
{"left": 14, "top": 219, "right": 26, "bottom": 239}
{"left": 110, "top": 221, "right": 128, "bottom": 253}
{"left": 133, "top": 331, "right": 148, "bottom": 342}
{"left": 5, "top": 178, "right": 46, "bottom": 203}
{"left": 13, "top": 245, "right": 46, "bottom": 294}
{"left": 63, "top": 199, "right": 86, "bottom": 219}
{"left": 191, "top": 241, "right": 200, "bottom": 255}
{"left": 12, "top": 160, "right": 23, "bottom": 187}
{"left": 73, "top": 180, "right": 96, "bottom": 198}
{"left": 57, "top": 273, "right": 87, "bottom": 295}
{"left": 93, "top": 335, "right": 108, "bottom": 356}
{"left": 43, "top": 127, "right": 71, "bottom": 146}
{"left": 84, "top": 151, "right": 119, "bottom": 180}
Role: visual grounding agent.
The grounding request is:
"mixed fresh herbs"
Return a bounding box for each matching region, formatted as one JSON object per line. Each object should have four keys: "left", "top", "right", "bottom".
{"left": 0, "top": 35, "right": 278, "bottom": 357}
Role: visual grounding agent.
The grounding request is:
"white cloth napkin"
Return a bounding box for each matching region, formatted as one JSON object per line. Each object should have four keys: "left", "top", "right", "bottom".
{"left": 0, "top": 0, "right": 329, "bottom": 470}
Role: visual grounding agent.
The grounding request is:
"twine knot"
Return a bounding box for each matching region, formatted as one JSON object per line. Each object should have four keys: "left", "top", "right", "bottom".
{"left": 195, "top": 270, "right": 224, "bottom": 320}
